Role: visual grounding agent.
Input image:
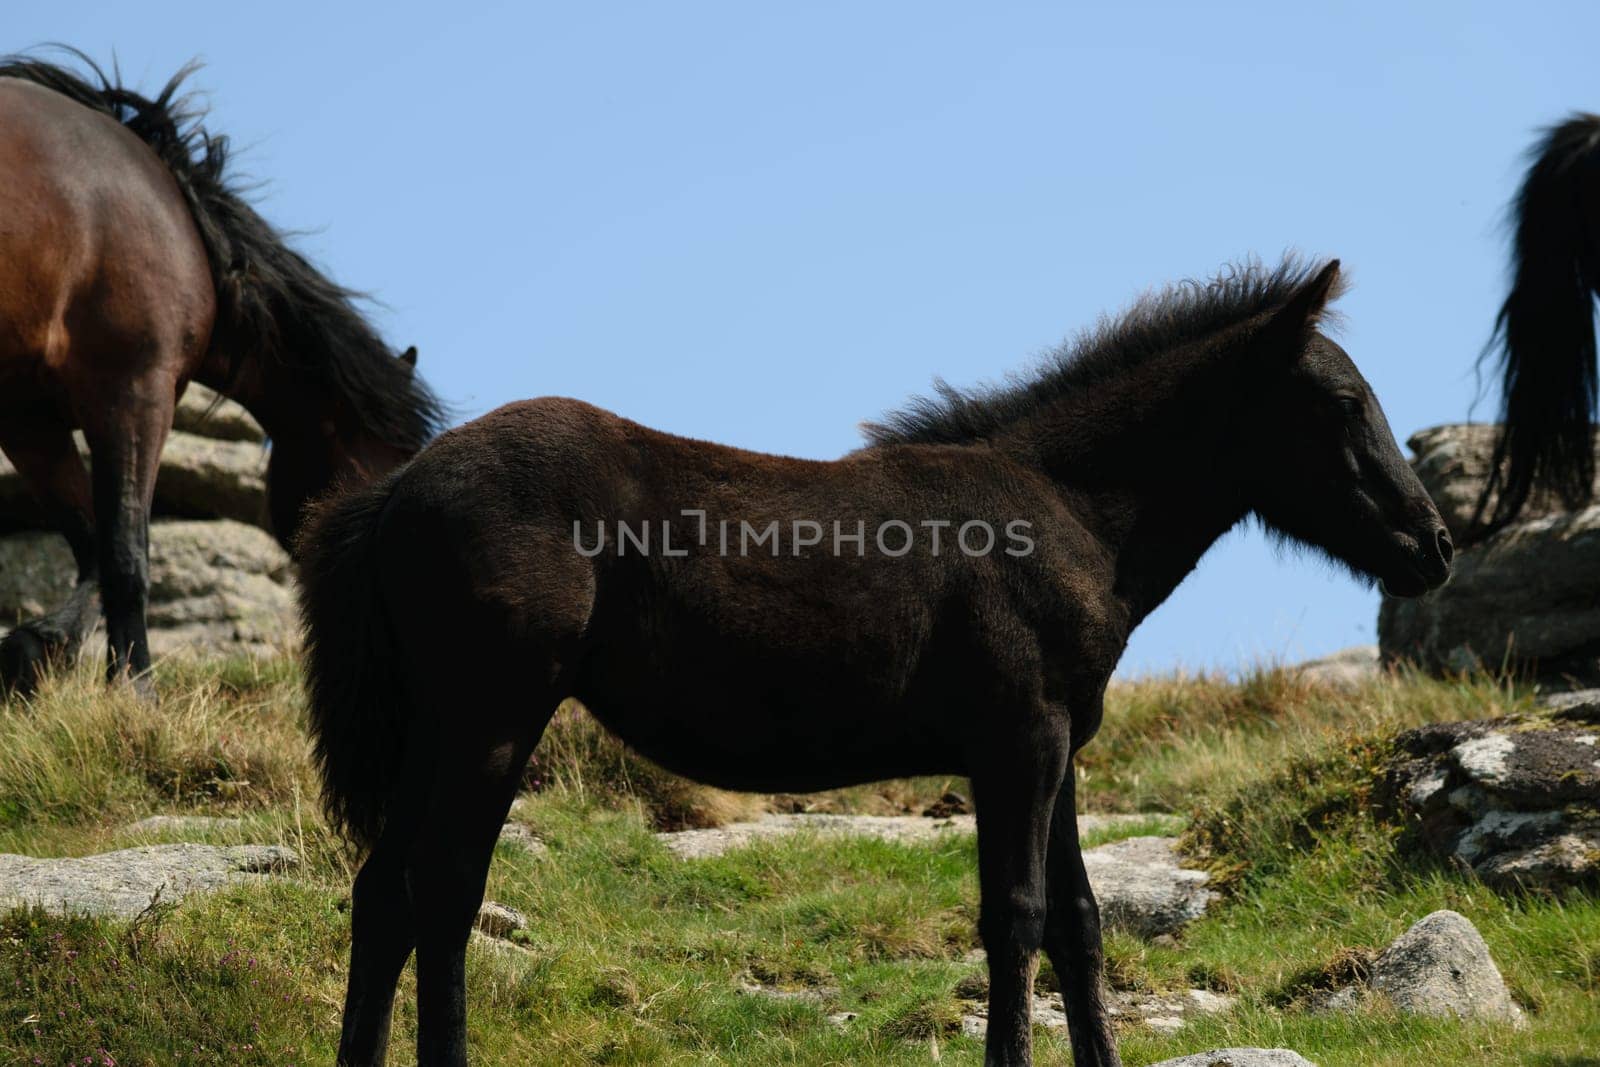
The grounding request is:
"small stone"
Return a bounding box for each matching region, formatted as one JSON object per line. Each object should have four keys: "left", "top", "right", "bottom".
{"left": 474, "top": 901, "right": 528, "bottom": 940}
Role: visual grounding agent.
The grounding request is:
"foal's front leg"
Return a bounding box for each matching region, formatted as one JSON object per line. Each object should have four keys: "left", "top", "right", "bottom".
{"left": 972, "top": 717, "right": 1071, "bottom": 1067}
{"left": 1043, "top": 760, "right": 1123, "bottom": 1067}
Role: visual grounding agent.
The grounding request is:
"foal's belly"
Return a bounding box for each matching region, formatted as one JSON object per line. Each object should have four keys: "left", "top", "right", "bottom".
{"left": 570, "top": 657, "right": 963, "bottom": 794}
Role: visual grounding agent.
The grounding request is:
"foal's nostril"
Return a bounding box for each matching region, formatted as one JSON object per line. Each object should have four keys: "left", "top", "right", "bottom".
{"left": 1435, "top": 526, "right": 1454, "bottom": 565}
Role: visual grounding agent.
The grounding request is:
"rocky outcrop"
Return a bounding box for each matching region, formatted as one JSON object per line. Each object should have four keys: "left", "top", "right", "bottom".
{"left": 1379, "top": 423, "right": 1600, "bottom": 678}
{"left": 0, "top": 519, "right": 296, "bottom": 659}
{"left": 1379, "top": 707, "right": 1600, "bottom": 890}
{"left": 0, "top": 843, "right": 298, "bottom": 920}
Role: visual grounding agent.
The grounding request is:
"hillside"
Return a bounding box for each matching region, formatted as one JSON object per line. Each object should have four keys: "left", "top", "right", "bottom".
{"left": 0, "top": 658, "right": 1595, "bottom": 1065}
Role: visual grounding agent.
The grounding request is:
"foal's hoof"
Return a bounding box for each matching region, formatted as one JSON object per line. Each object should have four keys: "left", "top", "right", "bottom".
{"left": 0, "top": 624, "right": 57, "bottom": 700}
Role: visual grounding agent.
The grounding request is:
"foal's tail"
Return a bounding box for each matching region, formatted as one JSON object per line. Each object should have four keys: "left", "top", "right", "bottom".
{"left": 297, "top": 476, "right": 409, "bottom": 853}
{"left": 1473, "top": 112, "right": 1600, "bottom": 537}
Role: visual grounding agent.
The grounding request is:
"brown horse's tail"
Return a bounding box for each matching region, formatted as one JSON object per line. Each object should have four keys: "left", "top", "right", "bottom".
{"left": 297, "top": 474, "right": 408, "bottom": 852}
{"left": 1473, "top": 112, "right": 1600, "bottom": 537}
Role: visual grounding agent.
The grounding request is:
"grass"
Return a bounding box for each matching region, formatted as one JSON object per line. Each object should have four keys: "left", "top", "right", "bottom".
{"left": 0, "top": 655, "right": 1595, "bottom": 1065}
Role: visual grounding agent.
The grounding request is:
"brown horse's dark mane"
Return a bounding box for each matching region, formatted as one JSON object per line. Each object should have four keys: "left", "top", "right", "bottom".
{"left": 863, "top": 256, "right": 1346, "bottom": 448}
{"left": 0, "top": 47, "right": 445, "bottom": 451}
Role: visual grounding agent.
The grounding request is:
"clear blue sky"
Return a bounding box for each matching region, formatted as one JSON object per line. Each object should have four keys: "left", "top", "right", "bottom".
{"left": 14, "top": 2, "right": 1597, "bottom": 674}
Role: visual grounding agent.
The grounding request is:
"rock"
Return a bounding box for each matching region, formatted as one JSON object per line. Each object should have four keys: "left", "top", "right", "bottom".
{"left": 1379, "top": 504, "right": 1600, "bottom": 677}
{"left": 497, "top": 821, "right": 548, "bottom": 855}
{"left": 173, "top": 383, "right": 265, "bottom": 443}
{"left": 1080, "top": 836, "right": 1217, "bottom": 938}
{"left": 654, "top": 811, "right": 1171, "bottom": 861}
{"left": 0, "top": 430, "right": 268, "bottom": 532}
{"left": 958, "top": 987, "right": 1234, "bottom": 1039}
{"left": 1380, "top": 714, "right": 1600, "bottom": 889}
{"left": 475, "top": 900, "right": 528, "bottom": 940}
{"left": 1369, "top": 910, "right": 1524, "bottom": 1024}
{"left": 1, "top": 519, "right": 296, "bottom": 658}
{"left": 1538, "top": 688, "right": 1600, "bottom": 715}
{"left": 1147, "top": 1051, "right": 1319, "bottom": 1067}
{"left": 737, "top": 973, "right": 838, "bottom": 1006}
{"left": 657, "top": 812, "right": 979, "bottom": 859}
{"left": 123, "top": 815, "right": 246, "bottom": 836}
{"left": 1295, "top": 645, "right": 1380, "bottom": 689}
{"left": 0, "top": 844, "right": 298, "bottom": 920}
{"left": 1405, "top": 423, "right": 1600, "bottom": 545}
{"left": 656, "top": 816, "right": 1211, "bottom": 937}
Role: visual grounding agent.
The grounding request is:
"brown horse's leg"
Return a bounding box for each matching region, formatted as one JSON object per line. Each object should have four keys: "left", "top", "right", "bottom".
{"left": 972, "top": 715, "right": 1071, "bottom": 1067}
{"left": 0, "top": 415, "right": 98, "bottom": 695}
{"left": 81, "top": 392, "right": 173, "bottom": 688}
{"left": 408, "top": 699, "right": 555, "bottom": 1067}
{"left": 1042, "top": 758, "right": 1123, "bottom": 1067}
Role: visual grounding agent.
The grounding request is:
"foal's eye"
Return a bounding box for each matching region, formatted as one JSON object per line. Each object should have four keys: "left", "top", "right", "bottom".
{"left": 1336, "top": 396, "right": 1362, "bottom": 419}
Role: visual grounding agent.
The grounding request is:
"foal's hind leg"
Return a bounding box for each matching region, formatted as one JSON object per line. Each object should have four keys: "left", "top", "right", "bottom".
{"left": 1042, "top": 760, "right": 1122, "bottom": 1067}
{"left": 0, "top": 413, "right": 99, "bottom": 696}
{"left": 407, "top": 691, "right": 556, "bottom": 1066}
{"left": 972, "top": 713, "right": 1071, "bottom": 1067}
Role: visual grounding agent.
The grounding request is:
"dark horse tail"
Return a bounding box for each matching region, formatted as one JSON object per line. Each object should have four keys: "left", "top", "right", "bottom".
{"left": 0, "top": 47, "right": 443, "bottom": 451}
{"left": 1474, "top": 112, "right": 1600, "bottom": 536}
{"left": 297, "top": 476, "right": 409, "bottom": 852}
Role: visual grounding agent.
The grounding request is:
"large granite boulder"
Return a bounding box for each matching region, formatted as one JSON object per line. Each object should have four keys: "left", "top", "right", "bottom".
{"left": 0, "top": 383, "right": 269, "bottom": 533}
{"left": 172, "top": 382, "right": 266, "bottom": 444}
{"left": 0, "top": 429, "right": 268, "bottom": 531}
{"left": 0, "top": 519, "right": 296, "bottom": 658}
{"left": 1407, "top": 423, "right": 1600, "bottom": 545}
{"left": 1378, "top": 704, "right": 1600, "bottom": 890}
{"left": 1379, "top": 505, "right": 1600, "bottom": 674}
{"left": 1379, "top": 423, "right": 1600, "bottom": 678}
{"left": 0, "top": 383, "right": 293, "bottom": 660}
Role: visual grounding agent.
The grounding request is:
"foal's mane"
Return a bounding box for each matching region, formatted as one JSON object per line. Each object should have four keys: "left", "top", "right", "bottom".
{"left": 864, "top": 257, "right": 1341, "bottom": 447}
{"left": 0, "top": 47, "right": 445, "bottom": 450}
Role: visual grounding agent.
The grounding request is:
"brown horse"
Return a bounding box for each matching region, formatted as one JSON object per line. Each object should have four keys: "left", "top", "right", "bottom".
{"left": 299, "top": 258, "right": 1452, "bottom": 1066}
{"left": 0, "top": 52, "right": 443, "bottom": 694}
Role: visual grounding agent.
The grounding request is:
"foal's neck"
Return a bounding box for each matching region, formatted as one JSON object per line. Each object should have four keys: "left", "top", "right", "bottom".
{"left": 1002, "top": 345, "right": 1254, "bottom": 628}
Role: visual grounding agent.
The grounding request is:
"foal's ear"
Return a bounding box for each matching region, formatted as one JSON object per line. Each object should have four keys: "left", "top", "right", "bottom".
{"left": 1265, "top": 259, "right": 1343, "bottom": 344}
